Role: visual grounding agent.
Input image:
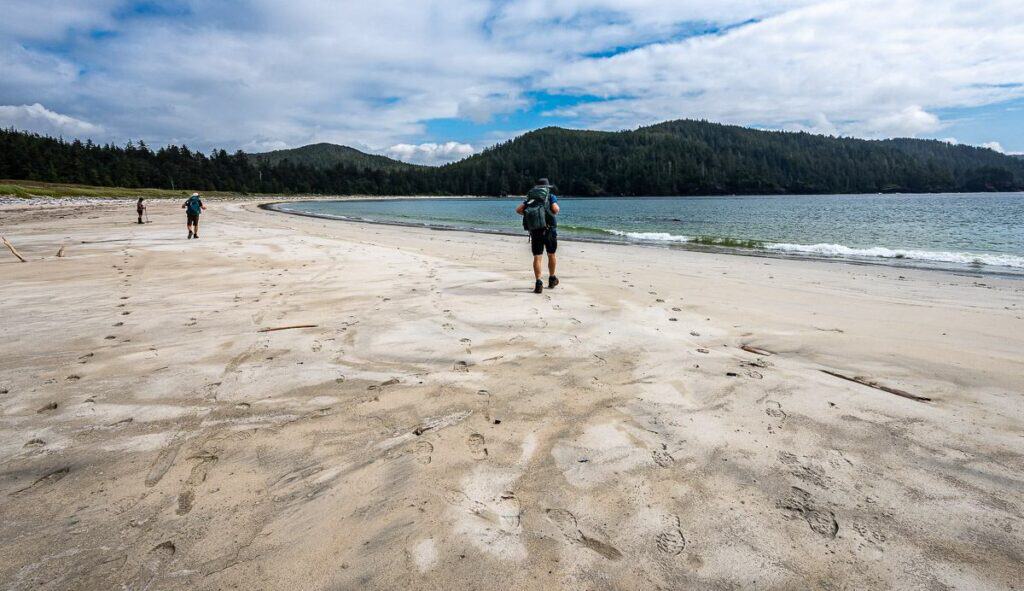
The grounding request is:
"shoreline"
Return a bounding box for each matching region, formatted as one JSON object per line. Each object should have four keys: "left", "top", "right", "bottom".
{"left": 260, "top": 199, "right": 1024, "bottom": 279}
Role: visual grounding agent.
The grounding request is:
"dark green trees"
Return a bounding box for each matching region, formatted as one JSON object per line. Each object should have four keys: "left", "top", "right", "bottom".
{"left": 2, "top": 120, "right": 1022, "bottom": 196}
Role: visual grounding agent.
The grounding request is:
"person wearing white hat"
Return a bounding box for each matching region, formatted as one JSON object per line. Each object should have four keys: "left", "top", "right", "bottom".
{"left": 182, "top": 192, "right": 206, "bottom": 239}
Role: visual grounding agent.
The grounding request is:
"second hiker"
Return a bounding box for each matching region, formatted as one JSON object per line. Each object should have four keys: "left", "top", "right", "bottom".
{"left": 516, "top": 178, "right": 560, "bottom": 294}
{"left": 182, "top": 192, "right": 206, "bottom": 239}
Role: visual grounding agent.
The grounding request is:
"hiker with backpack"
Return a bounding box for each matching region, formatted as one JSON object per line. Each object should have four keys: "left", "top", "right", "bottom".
{"left": 136, "top": 198, "right": 146, "bottom": 224}
{"left": 182, "top": 192, "right": 206, "bottom": 239}
{"left": 516, "top": 178, "right": 561, "bottom": 294}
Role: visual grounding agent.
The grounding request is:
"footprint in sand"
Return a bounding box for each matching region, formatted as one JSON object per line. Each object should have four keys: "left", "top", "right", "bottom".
{"left": 186, "top": 452, "right": 218, "bottom": 486}
{"left": 151, "top": 540, "right": 175, "bottom": 558}
{"left": 778, "top": 452, "right": 831, "bottom": 488}
{"left": 145, "top": 440, "right": 183, "bottom": 487}
{"left": 414, "top": 441, "right": 434, "bottom": 465}
{"left": 779, "top": 487, "right": 838, "bottom": 538}
{"left": 656, "top": 516, "right": 687, "bottom": 555}
{"left": 765, "top": 400, "right": 787, "bottom": 434}
{"left": 546, "top": 508, "right": 623, "bottom": 560}
{"left": 13, "top": 466, "right": 70, "bottom": 495}
{"left": 467, "top": 433, "right": 488, "bottom": 460}
{"left": 176, "top": 490, "right": 195, "bottom": 515}
{"left": 765, "top": 400, "right": 787, "bottom": 419}
{"left": 444, "top": 487, "right": 521, "bottom": 530}
{"left": 176, "top": 452, "right": 218, "bottom": 515}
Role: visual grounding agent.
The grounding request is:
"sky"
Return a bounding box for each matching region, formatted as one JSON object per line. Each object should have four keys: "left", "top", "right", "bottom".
{"left": 2, "top": 0, "right": 1023, "bottom": 165}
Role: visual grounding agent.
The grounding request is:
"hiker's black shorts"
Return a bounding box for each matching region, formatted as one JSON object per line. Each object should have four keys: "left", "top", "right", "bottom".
{"left": 187, "top": 213, "right": 199, "bottom": 224}
{"left": 530, "top": 228, "right": 557, "bottom": 256}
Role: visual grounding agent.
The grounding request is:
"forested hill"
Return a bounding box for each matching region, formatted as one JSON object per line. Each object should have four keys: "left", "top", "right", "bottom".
{"left": 2, "top": 121, "right": 1023, "bottom": 196}
{"left": 249, "top": 142, "right": 414, "bottom": 171}
{"left": 438, "top": 122, "right": 1024, "bottom": 195}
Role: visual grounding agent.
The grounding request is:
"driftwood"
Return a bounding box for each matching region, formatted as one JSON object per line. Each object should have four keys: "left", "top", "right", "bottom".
{"left": 56, "top": 245, "right": 66, "bottom": 258}
{"left": 2, "top": 236, "right": 27, "bottom": 262}
{"left": 741, "top": 344, "right": 774, "bottom": 356}
{"left": 258, "top": 324, "right": 318, "bottom": 333}
{"left": 820, "top": 370, "right": 931, "bottom": 403}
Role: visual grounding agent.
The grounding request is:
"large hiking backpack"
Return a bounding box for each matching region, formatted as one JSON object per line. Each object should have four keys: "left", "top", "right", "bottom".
{"left": 522, "top": 187, "right": 551, "bottom": 232}
{"left": 186, "top": 197, "right": 202, "bottom": 215}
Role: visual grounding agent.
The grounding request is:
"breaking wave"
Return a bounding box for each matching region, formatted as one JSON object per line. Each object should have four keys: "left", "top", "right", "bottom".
{"left": 605, "top": 230, "right": 693, "bottom": 242}
{"left": 762, "top": 243, "right": 1024, "bottom": 269}
{"left": 601, "top": 229, "right": 1024, "bottom": 269}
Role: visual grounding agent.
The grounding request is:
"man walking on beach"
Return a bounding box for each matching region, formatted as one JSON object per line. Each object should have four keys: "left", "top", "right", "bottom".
{"left": 182, "top": 192, "right": 206, "bottom": 239}
{"left": 517, "top": 178, "right": 560, "bottom": 294}
{"left": 136, "top": 198, "right": 146, "bottom": 224}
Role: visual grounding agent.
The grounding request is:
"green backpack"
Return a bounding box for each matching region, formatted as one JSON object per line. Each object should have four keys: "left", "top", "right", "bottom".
{"left": 522, "top": 187, "right": 551, "bottom": 232}
{"left": 186, "top": 197, "right": 202, "bottom": 215}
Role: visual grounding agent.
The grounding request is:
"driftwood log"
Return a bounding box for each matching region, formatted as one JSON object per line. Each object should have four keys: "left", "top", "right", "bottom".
{"left": 2, "top": 236, "right": 27, "bottom": 262}
{"left": 258, "top": 324, "right": 318, "bottom": 333}
{"left": 821, "top": 369, "right": 931, "bottom": 403}
{"left": 740, "top": 344, "right": 774, "bottom": 356}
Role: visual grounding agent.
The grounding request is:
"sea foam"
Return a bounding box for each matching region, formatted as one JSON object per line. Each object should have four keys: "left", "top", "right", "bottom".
{"left": 606, "top": 230, "right": 692, "bottom": 242}
{"left": 605, "top": 229, "right": 1024, "bottom": 269}
{"left": 764, "top": 243, "right": 1024, "bottom": 269}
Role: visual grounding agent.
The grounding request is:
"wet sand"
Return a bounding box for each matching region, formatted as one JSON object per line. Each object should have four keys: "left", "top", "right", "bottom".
{"left": 1, "top": 198, "right": 1022, "bottom": 590}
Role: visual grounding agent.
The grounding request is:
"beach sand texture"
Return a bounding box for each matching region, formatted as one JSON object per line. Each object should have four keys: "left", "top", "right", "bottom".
{"left": 1, "top": 199, "right": 1022, "bottom": 590}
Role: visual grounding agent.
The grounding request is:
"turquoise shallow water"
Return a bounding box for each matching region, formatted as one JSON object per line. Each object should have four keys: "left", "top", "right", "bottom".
{"left": 271, "top": 193, "right": 1024, "bottom": 275}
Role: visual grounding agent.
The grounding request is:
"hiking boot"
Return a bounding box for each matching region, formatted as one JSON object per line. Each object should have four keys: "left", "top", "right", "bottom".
{"left": 193, "top": 234, "right": 199, "bottom": 239}
{"left": 188, "top": 231, "right": 193, "bottom": 239}
{"left": 548, "top": 276, "right": 559, "bottom": 289}
{"left": 534, "top": 279, "right": 543, "bottom": 294}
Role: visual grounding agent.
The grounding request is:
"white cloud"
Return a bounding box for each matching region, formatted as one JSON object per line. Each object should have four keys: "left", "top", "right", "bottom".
{"left": 857, "top": 106, "right": 942, "bottom": 138}
{"left": 457, "top": 94, "right": 528, "bottom": 124}
{"left": 548, "top": 0, "right": 1024, "bottom": 138}
{"left": 0, "top": 1, "right": 119, "bottom": 41}
{"left": 0, "top": 0, "right": 1022, "bottom": 153}
{"left": 782, "top": 112, "right": 839, "bottom": 136}
{"left": 0, "top": 103, "right": 101, "bottom": 137}
{"left": 981, "top": 141, "right": 1024, "bottom": 155}
{"left": 385, "top": 142, "right": 477, "bottom": 165}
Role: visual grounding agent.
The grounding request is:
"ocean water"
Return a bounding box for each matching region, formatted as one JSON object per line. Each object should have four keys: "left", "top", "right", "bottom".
{"left": 271, "top": 193, "right": 1024, "bottom": 275}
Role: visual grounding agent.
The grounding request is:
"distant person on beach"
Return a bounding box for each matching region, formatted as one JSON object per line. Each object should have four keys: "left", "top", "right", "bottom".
{"left": 182, "top": 192, "right": 206, "bottom": 239}
{"left": 516, "top": 178, "right": 560, "bottom": 294}
{"left": 136, "top": 198, "right": 146, "bottom": 224}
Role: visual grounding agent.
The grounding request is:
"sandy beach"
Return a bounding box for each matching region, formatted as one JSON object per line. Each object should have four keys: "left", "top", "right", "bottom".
{"left": 1, "top": 198, "right": 1022, "bottom": 590}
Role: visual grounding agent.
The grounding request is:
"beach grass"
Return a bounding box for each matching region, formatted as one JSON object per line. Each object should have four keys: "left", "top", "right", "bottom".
{"left": 0, "top": 179, "right": 251, "bottom": 199}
